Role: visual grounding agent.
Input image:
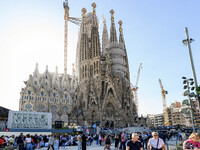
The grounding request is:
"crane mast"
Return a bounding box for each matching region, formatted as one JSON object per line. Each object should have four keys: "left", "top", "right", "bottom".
{"left": 159, "top": 78, "right": 167, "bottom": 109}
{"left": 131, "top": 63, "right": 142, "bottom": 115}
{"left": 63, "top": 0, "right": 81, "bottom": 73}
{"left": 159, "top": 78, "right": 169, "bottom": 126}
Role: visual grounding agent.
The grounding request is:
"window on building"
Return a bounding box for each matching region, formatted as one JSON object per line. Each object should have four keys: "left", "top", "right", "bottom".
{"left": 53, "top": 93, "right": 56, "bottom": 97}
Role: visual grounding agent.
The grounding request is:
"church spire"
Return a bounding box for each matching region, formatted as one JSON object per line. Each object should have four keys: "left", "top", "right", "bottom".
{"left": 91, "top": 2, "right": 98, "bottom": 27}
{"left": 90, "top": 2, "right": 101, "bottom": 58}
{"left": 79, "top": 8, "right": 88, "bottom": 62}
{"left": 102, "top": 16, "right": 109, "bottom": 56}
{"left": 33, "top": 62, "right": 40, "bottom": 79}
{"left": 118, "top": 20, "right": 130, "bottom": 80}
{"left": 72, "top": 63, "right": 75, "bottom": 75}
{"left": 118, "top": 20, "right": 125, "bottom": 44}
{"left": 81, "top": 8, "right": 87, "bottom": 33}
{"left": 110, "top": 9, "right": 117, "bottom": 43}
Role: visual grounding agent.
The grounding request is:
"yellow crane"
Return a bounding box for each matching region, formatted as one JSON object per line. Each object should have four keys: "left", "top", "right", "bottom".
{"left": 131, "top": 63, "right": 142, "bottom": 115}
{"left": 63, "top": 0, "right": 81, "bottom": 73}
{"left": 159, "top": 78, "right": 169, "bottom": 126}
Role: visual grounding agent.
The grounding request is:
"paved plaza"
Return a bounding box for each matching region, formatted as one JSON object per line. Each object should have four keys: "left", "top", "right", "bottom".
{"left": 39, "top": 143, "right": 115, "bottom": 150}
{"left": 37, "top": 140, "right": 180, "bottom": 150}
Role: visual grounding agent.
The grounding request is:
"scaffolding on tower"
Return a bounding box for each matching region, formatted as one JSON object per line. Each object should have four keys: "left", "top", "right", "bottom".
{"left": 63, "top": 0, "right": 81, "bottom": 74}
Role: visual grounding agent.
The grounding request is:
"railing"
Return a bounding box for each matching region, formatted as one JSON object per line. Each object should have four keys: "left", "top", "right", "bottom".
{"left": 164, "top": 138, "right": 183, "bottom": 150}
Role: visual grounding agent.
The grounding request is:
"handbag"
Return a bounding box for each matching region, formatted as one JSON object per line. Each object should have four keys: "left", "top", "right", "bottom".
{"left": 151, "top": 138, "right": 163, "bottom": 150}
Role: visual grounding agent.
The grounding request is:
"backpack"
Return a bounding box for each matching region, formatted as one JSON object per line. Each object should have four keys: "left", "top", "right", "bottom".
{"left": 106, "top": 137, "right": 111, "bottom": 143}
{"left": 0, "top": 139, "right": 4, "bottom": 145}
{"left": 124, "top": 134, "right": 128, "bottom": 140}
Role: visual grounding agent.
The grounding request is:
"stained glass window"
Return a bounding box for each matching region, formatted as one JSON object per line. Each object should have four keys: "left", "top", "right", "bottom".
{"left": 25, "top": 104, "right": 32, "bottom": 109}
{"left": 38, "top": 105, "right": 45, "bottom": 110}
{"left": 34, "top": 81, "right": 37, "bottom": 85}
{"left": 63, "top": 106, "right": 68, "bottom": 112}
{"left": 50, "top": 105, "right": 57, "bottom": 112}
{"left": 28, "top": 91, "right": 31, "bottom": 95}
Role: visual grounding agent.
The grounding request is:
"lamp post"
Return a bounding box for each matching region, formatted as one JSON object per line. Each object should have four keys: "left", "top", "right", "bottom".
{"left": 182, "top": 27, "right": 200, "bottom": 110}
{"left": 182, "top": 77, "right": 195, "bottom": 132}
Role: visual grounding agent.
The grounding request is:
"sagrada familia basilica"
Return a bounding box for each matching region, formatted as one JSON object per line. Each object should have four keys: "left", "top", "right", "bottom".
{"left": 19, "top": 1, "right": 138, "bottom": 127}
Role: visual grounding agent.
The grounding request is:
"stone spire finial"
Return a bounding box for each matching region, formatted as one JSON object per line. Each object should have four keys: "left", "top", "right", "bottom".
{"left": 56, "top": 66, "right": 58, "bottom": 73}
{"left": 103, "top": 14, "right": 106, "bottom": 24}
{"left": 36, "top": 62, "right": 38, "bottom": 68}
{"left": 92, "top": 2, "right": 96, "bottom": 14}
{"left": 109, "top": 9, "right": 117, "bottom": 42}
{"left": 82, "top": 8, "right": 87, "bottom": 19}
{"left": 72, "top": 63, "right": 75, "bottom": 73}
{"left": 118, "top": 20, "right": 123, "bottom": 33}
{"left": 110, "top": 9, "right": 114, "bottom": 22}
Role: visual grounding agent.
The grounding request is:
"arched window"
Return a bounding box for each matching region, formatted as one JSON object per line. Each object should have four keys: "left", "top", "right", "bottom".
{"left": 53, "top": 93, "right": 56, "bottom": 97}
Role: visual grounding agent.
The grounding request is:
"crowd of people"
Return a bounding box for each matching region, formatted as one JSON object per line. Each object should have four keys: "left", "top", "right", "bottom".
{"left": 0, "top": 131, "right": 200, "bottom": 150}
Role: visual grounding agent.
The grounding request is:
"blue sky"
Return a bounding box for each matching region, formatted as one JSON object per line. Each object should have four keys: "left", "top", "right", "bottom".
{"left": 0, "top": 0, "right": 200, "bottom": 115}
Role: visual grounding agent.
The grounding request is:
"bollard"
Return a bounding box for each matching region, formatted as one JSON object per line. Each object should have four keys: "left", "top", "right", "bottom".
{"left": 166, "top": 141, "right": 169, "bottom": 150}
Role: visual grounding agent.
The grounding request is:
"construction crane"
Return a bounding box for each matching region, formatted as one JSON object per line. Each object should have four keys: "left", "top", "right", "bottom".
{"left": 63, "top": 0, "right": 82, "bottom": 73}
{"left": 159, "top": 78, "right": 169, "bottom": 126}
{"left": 159, "top": 78, "right": 167, "bottom": 109}
{"left": 131, "top": 63, "right": 142, "bottom": 115}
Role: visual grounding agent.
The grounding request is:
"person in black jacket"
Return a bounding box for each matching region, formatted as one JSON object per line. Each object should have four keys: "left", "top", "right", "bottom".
{"left": 82, "top": 134, "right": 87, "bottom": 150}
{"left": 17, "top": 133, "right": 24, "bottom": 150}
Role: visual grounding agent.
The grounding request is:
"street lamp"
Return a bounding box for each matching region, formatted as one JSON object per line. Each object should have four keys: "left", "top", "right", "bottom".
{"left": 182, "top": 77, "right": 196, "bottom": 132}
{"left": 182, "top": 27, "right": 200, "bottom": 110}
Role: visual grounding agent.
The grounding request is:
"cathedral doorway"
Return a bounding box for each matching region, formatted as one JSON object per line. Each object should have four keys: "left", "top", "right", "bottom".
{"left": 105, "top": 120, "right": 114, "bottom": 128}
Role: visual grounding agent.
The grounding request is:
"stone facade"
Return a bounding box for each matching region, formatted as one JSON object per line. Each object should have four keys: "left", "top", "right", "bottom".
{"left": 19, "top": 3, "right": 137, "bottom": 128}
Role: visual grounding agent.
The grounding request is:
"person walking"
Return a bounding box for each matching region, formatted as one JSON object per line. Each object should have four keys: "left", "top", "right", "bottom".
{"left": 141, "top": 132, "right": 148, "bottom": 149}
{"left": 126, "top": 133, "right": 143, "bottom": 150}
{"left": 82, "top": 134, "right": 87, "bottom": 150}
{"left": 77, "top": 133, "right": 82, "bottom": 150}
{"left": 47, "top": 135, "right": 54, "bottom": 150}
{"left": 147, "top": 132, "right": 166, "bottom": 150}
{"left": 104, "top": 134, "right": 111, "bottom": 150}
{"left": 17, "top": 133, "right": 24, "bottom": 150}
{"left": 53, "top": 136, "right": 59, "bottom": 150}
{"left": 121, "top": 133, "right": 126, "bottom": 150}
{"left": 114, "top": 134, "right": 120, "bottom": 149}
{"left": 24, "top": 134, "right": 33, "bottom": 150}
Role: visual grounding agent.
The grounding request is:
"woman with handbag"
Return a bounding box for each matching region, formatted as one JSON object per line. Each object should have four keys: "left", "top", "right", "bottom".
{"left": 147, "top": 132, "right": 166, "bottom": 150}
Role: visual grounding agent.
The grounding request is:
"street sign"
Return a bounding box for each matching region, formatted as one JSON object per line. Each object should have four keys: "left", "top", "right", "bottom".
{"left": 5, "top": 128, "right": 9, "bottom": 132}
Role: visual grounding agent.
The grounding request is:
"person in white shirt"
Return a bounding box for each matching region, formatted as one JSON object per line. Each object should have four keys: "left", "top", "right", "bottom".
{"left": 99, "top": 134, "right": 101, "bottom": 145}
{"left": 147, "top": 132, "right": 166, "bottom": 150}
{"left": 24, "top": 134, "right": 33, "bottom": 150}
